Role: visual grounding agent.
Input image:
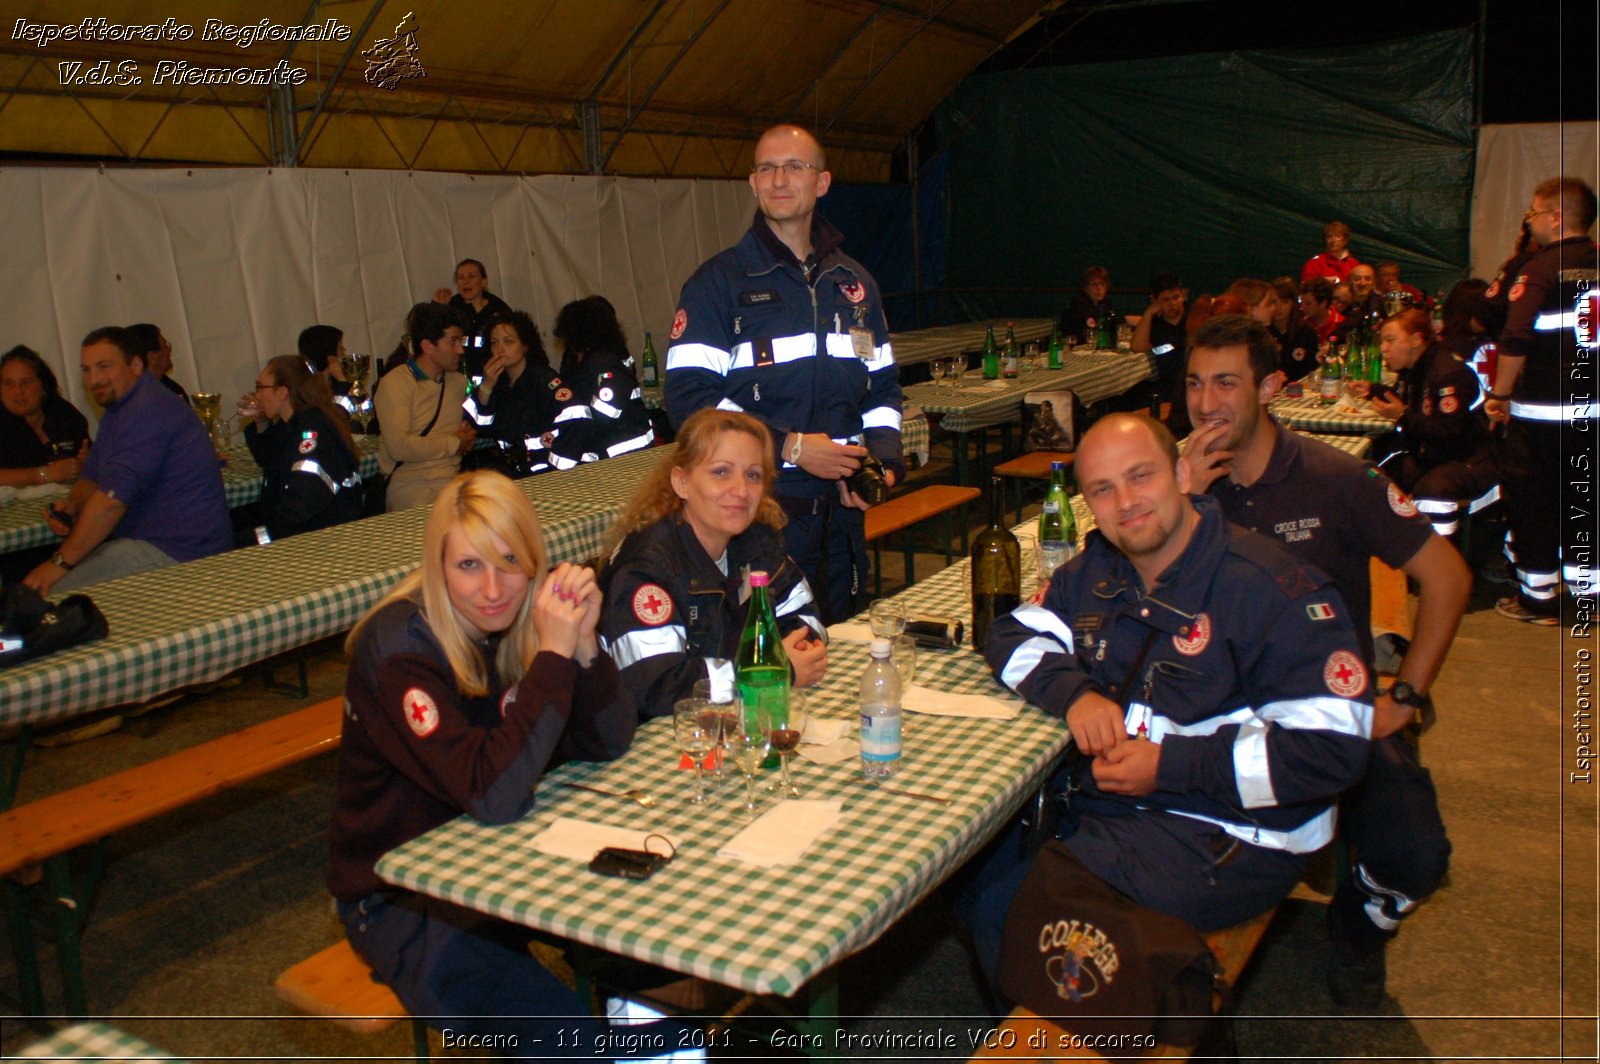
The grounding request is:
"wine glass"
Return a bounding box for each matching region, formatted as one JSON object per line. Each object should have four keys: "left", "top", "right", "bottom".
{"left": 673, "top": 698, "right": 716, "bottom": 804}
{"left": 869, "top": 599, "right": 907, "bottom": 641}
{"left": 768, "top": 691, "right": 808, "bottom": 799}
{"left": 729, "top": 699, "right": 772, "bottom": 818}
{"left": 929, "top": 358, "right": 946, "bottom": 389}
{"left": 694, "top": 671, "right": 737, "bottom": 783}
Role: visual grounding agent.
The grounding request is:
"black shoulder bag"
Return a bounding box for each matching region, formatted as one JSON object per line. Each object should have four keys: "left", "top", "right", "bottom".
{"left": 365, "top": 371, "right": 447, "bottom": 515}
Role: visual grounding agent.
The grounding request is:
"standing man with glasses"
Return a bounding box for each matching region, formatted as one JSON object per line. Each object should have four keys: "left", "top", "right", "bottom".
{"left": 1485, "top": 177, "right": 1599, "bottom": 624}
{"left": 664, "top": 123, "right": 903, "bottom": 622}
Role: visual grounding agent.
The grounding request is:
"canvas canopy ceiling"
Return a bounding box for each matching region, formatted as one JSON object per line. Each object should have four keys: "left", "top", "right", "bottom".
{"left": 0, "top": 0, "right": 1048, "bottom": 181}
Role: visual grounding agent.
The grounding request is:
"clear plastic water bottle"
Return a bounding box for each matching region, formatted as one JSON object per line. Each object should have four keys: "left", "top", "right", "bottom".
{"left": 859, "top": 638, "right": 902, "bottom": 779}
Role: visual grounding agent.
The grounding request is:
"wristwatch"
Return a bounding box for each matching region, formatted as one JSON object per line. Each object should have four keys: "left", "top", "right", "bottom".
{"left": 788, "top": 433, "right": 804, "bottom": 465}
{"left": 1486, "top": 390, "right": 1513, "bottom": 400}
{"left": 1388, "top": 681, "right": 1425, "bottom": 708}
{"left": 50, "top": 551, "right": 74, "bottom": 571}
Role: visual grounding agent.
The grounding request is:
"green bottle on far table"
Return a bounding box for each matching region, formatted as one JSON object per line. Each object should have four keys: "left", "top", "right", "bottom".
{"left": 640, "top": 331, "right": 660, "bottom": 390}
{"left": 982, "top": 325, "right": 1000, "bottom": 380}
{"left": 1047, "top": 325, "right": 1063, "bottom": 370}
{"left": 737, "top": 570, "right": 789, "bottom": 767}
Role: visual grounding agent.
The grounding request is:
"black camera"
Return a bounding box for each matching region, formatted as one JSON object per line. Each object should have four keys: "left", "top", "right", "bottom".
{"left": 847, "top": 454, "right": 891, "bottom": 506}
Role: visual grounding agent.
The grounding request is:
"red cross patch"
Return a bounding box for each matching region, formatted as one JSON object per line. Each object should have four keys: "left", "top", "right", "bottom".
{"left": 599, "top": 387, "right": 614, "bottom": 403}
{"left": 632, "top": 583, "right": 673, "bottom": 625}
{"left": 499, "top": 688, "right": 516, "bottom": 718}
{"left": 670, "top": 308, "right": 688, "bottom": 340}
{"left": 1172, "top": 612, "right": 1211, "bottom": 656}
{"left": 1440, "top": 394, "right": 1458, "bottom": 414}
{"left": 403, "top": 687, "right": 440, "bottom": 737}
{"left": 298, "top": 436, "right": 317, "bottom": 454}
{"left": 1485, "top": 279, "right": 1500, "bottom": 299}
{"left": 555, "top": 387, "right": 572, "bottom": 402}
{"left": 540, "top": 431, "right": 556, "bottom": 449}
{"left": 840, "top": 280, "right": 866, "bottom": 304}
{"left": 1508, "top": 278, "right": 1526, "bottom": 302}
{"left": 1387, "top": 482, "right": 1419, "bottom": 518}
{"left": 1323, "top": 651, "right": 1368, "bottom": 698}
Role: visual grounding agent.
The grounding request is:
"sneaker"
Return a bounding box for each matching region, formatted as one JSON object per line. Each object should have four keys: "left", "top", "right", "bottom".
{"left": 1495, "top": 596, "right": 1559, "bottom": 626}
{"left": 1327, "top": 932, "right": 1388, "bottom": 1009}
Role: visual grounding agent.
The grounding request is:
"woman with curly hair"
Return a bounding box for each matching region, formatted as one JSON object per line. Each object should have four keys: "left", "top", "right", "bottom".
{"left": 599, "top": 407, "right": 826, "bottom": 720}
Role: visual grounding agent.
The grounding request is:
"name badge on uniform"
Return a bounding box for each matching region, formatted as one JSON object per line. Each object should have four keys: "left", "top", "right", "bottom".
{"left": 850, "top": 327, "right": 875, "bottom": 361}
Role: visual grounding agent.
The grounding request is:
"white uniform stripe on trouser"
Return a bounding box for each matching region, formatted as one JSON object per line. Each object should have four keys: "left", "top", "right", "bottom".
{"left": 1355, "top": 862, "right": 1419, "bottom": 932}
{"left": 1467, "top": 484, "right": 1500, "bottom": 512}
{"left": 606, "top": 428, "right": 655, "bottom": 457}
{"left": 604, "top": 625, "right": 687, "bottom": 669}
{"left": 1165, "top": 806, "right": 1336, "bottom": 854}
{"left": 1518, "top": 567, "right": 1560, "bottom": 600}
{"left": 1564, "top": 564, "right": 1598, "bottom": 597}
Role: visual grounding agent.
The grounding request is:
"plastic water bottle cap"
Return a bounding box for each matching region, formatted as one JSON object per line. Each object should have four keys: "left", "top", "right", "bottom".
{"left": 870, "top": 638, "right": 891, "bottom": 657}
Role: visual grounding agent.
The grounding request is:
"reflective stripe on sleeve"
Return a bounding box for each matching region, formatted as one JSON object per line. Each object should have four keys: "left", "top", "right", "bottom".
{"left": 1232, "top": 718, "right": 1277, "bottom": 809}
{"left": 605, "top": 428, "right": 655, "bottom": 457}
{"left": 1511, "top": 400, "right": 1591, "bottom": 421}
{"left": 290, "top": 458, "right": 337, "bottom": 493}
{"left": 665, "top": 342, "right": 730, "bottom": 374}
{"left": 861, "top": 406, "right": 902, "bottom": 430}
{"left": 605, "top": 625, "right": 688, "bottom": 669}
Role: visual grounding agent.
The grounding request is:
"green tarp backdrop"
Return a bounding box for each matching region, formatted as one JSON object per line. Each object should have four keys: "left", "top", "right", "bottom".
{"left": 932, "top": 27, "right": 1476, "bottom": 322}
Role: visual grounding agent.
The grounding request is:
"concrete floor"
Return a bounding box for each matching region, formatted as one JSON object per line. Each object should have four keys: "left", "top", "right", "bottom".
{"left": 2, "top": 454, "right": 1595, "bottom": 1062}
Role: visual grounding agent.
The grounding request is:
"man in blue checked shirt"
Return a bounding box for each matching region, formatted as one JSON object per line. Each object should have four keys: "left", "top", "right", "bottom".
{"left": 664, "top": 123, "right": 903, "bottom": 622}
{"left": 959, "top": 413, "right": 1371, "bottom": 984}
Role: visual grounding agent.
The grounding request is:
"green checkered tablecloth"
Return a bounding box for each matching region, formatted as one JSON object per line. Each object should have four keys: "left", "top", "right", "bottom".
{"left": 903, "top": 350, "right": 1154, "bottom": 434}
{"left": 0, "top": 452, "right": 660, "bottom": 730}
{"left": 1268, "top": 395, "right": 1390, "bottom": 435}
{"left": 889, "top": 319, "right": 1055, "bottom": 368}
{"left": 16, "top": 1021, "right": 186, "bottom": 1061}
{"left": 376, "top": 533, "right": 1071, "bottom": 1000}
{"left": 0, "top": 437, "right": 382, "bottom": 556}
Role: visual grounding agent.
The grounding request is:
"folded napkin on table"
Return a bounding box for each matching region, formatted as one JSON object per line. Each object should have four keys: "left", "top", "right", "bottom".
{"left": 717, "top": 799, "right": 844, "bottom": 867}
{"left": 826, "top": 621, "right": 874, "bottom": 644}
{"left": 803, "top": 717, "right": 850, "bottom": 745}
{"left": 901, "top": 684, "right": 1022, "bottom": 720}
{"left": 530, "top": 816, "right": 680, "bottom": 862}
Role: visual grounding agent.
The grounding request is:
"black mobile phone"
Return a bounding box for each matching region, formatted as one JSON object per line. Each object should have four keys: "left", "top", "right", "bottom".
{"left": 589, "top": 847, "right": 667, "bottom": 880}
{"left": 1366, "top": 382, "right": 1395, "bottom": 404}
{"left": 47, "top": 504, "right": 75, "bottom": 530}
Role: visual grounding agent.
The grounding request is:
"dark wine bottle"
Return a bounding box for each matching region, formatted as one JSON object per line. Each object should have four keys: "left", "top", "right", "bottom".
{"left": 971, "top": 475, "right": 1022, "bottom": 652}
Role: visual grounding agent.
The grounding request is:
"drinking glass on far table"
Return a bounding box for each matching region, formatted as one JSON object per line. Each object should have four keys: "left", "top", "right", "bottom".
{"left": 1023, "top": 342, "right": 1041, "bottom": 371}
{"left": 870, "top": 599, "right": 907, "bottom": 641}
{"left": 729, "top": 699, "right": 772, "bottom": 818}
{"left": 768, "top": 691, "right": 808, "bottom": 799}
{"left": 929, "top": 358, "right": 947, "bottom": 388}
{"left": 673, "top": 698, "right": 716, "bottom": 805}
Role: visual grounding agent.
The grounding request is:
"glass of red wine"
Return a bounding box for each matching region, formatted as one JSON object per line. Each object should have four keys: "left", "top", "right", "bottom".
{"left": 769, "top": 691, "right": 809, "bottom": 799}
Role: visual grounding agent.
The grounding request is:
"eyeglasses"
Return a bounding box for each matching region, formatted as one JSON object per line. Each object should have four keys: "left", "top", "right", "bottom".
{"left": 751, "top": 161, "right": 818, "bottom": 177}
{"left": 1524, "top": 207, "right": 1558, "bottom": 220}
{"left": 253, "top": 379, "right": 284, "bottom": 391}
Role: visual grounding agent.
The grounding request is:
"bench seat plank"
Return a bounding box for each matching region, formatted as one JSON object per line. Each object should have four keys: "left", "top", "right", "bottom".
{"left": 865, "top": 485, "right": 980, "bottom": 541}
{"left": 0, "top": 697, "right": 344, "bottom": 878}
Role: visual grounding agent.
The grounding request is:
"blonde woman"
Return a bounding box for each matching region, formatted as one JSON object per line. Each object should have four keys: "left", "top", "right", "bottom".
{"left": 599, "top": 408, "right": 826, "bottom": 720}
{"left": 329, "top": 470, "right": 630, "bottom": 1053}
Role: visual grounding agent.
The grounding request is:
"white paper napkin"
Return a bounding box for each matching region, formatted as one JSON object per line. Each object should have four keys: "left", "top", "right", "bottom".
{"left": 529, "top": 816, "right": 679, "bottom": 862}
{"left": 798, "top": 737, "right": 859, "bottom": 766}
{"left": 717, "top": 799, "right": 844, "bottom": 867}
{"left": 826, "top": 622, "right": 875, "bottom": 644}
{"left": 0, "top": 483, "right": 67, "bottom": 505}
{"left": 901, "top": 684, "right": 1022, "bottom": 720}
{"left": 803, "top": 717, "right": 850, "bottom": 745}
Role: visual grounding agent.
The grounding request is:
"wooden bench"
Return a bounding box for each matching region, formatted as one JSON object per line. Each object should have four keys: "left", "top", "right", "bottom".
{"left": 1, "top": 697, "right": 345, "bottom": 1017}
{"left": 275, "top": 939, "right": 430, "bottom": 1061}
{"left": 994, "top": 452, "right": 1076, "bottom": 525}
{"left": 864, "top": 484, "right": 981, "bottom": 598}
{"left": 970, "top": 907, "right": 1277, "bottom": 1061}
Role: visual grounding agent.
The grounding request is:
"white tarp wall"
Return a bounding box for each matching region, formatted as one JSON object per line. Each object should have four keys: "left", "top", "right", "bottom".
{"left": 1471, "top": 122, "right": 1600, "bottom": 282}
{"left": 4, "top": 165, "right": 752, "bottom": 423}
